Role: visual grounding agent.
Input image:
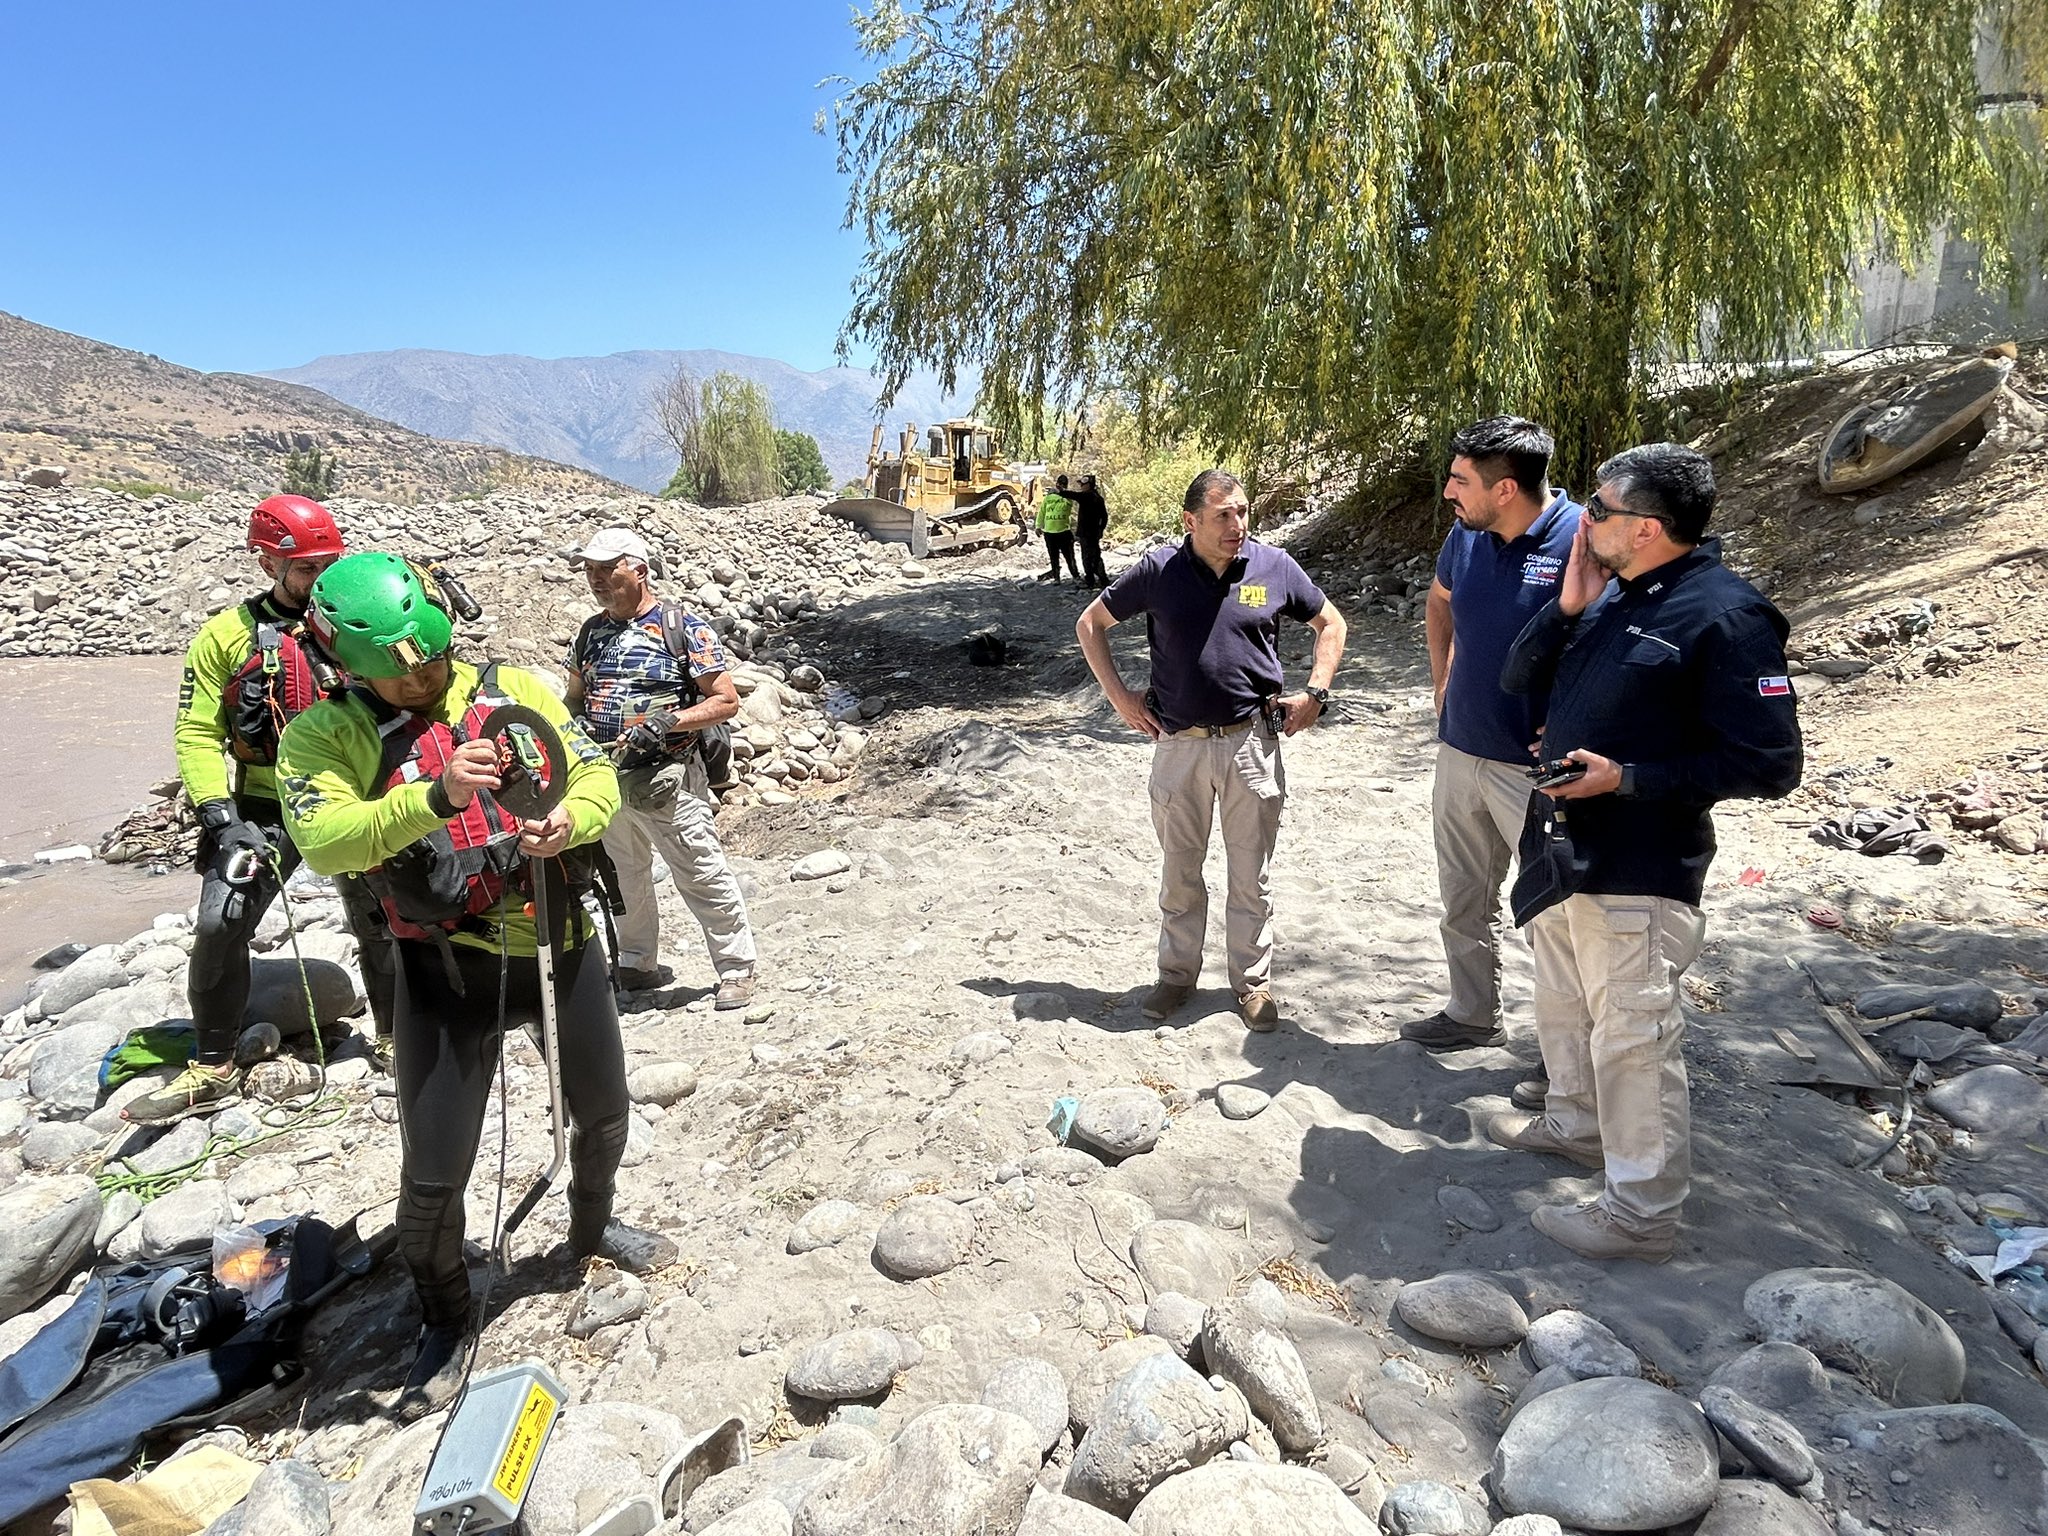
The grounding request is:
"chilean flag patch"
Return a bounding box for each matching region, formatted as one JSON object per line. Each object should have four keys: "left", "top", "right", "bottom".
{"left": 1758, "top": 676, "right": 1791, "bottom": 697}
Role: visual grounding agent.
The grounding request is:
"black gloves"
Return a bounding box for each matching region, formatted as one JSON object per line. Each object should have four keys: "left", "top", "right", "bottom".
{"left": 615, "top": 711, "right": 678, "bottom": 760}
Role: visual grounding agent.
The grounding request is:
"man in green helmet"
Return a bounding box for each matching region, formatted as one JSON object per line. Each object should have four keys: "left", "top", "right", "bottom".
{"left": 278, "top": 552, "right": 674, "bottom": 1422}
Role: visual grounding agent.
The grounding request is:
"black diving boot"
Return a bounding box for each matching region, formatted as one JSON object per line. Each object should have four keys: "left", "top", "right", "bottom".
{"left": 395, "top": 1316, "right": 471, "bottom": 1424}
{"left": 567, "top": 1189, "right": 678, "bottom": 1275}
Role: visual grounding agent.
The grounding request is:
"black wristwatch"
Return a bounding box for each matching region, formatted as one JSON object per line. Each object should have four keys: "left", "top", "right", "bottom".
{"left": 1304, "top": 685, "right": 1331, "bottom": 715}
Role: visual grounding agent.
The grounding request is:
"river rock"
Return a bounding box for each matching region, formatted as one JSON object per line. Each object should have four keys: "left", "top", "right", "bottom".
{"left": 224, "top": 1156, "right": 295, "bottom": 1203}
{"left": 1073, "top": 1086, "right": 1169, "bottom": 1160}
{"left": 787, "top": 1199, "right": 863, "bottom": 1255}
{"left": 517, "top": 1401, "right": 699, "bottom": 1536}
{"left": 1144, "top": 1291, "right": 1207, "bottom": 1361}
{"left": 701, "top": 1502, "right": 795, "bottom": 1536}
{"left": 1489, "top": 1518, "right": 1565, "bottom": 1536}
{"left": 1853, "top": 981, "right": 2003, "bottom": 1030}
{"left": 94, "top": 1189, "right": 144, "bottom": 1250}
{"left": 236, "top": 1457, "right": 331, "bottom": 1536}
{"left": 234, "top": 1022, "right": 282, "bottom": 1066}
{"left": 1509, "top": 1365, "right": 1576, "bottom": 1421}
{"left": 1742, "top": 1267, "right": 1965, "bottom": 1405}
{"left": 1215, "top": 1085, "right": 1270, "bottom": 1121}
{"left": 1699, "top": 1384, "right": 1815, "bottom": 1487}
{"left": 566, "top": 1266, "right": 648, "bottom": 1338}
{"left": 1925, "top": 1064, "right": 2048, "bottom": 1136}
{"left": 1434, "top": 1184, "right": 1499, "bottom": 1232}
{"left": 1131, "top": 1220, "right": 1239, "bottom": 1301}
{"left": 138, "top": 1179, "right": 235, "bottom": 1259}
{"left": 20, "top": 1120, "right": 102, "bottom": 1171}
{"left": 1380, "top": 1479, "right": 1491, "bottom": 1535}
{"left": 1066, "top": 1351, "right": 1255, "bottom": 1516}
{"left": 979, "top": 1355, "right": 1068, "bottom": 1454}
{"left": 1069, "top": 1336, "right": 1175, "bottom": 1434}
{"left": 37, "top": 951, "right": 129, "bottom": 1017}
{"left": 1201, "top": 1288, "right": 1322, "bottom": 1451}
{"left": 244, "top": 956, "right": 357, "bottom": 1035}
{"left": 27, "top": 1017, "right": 131, "bottom": 1117}
{"left": 626, "top": 1061, "right": 698, "bottom": 1106}
{"left": 1017, "top": 1485, "right": 1133, "bottom": 1535}
{"left": 1493, "top": 1376, "right": 1719, "bottom": 1529}
{"left": 790, "top": 850, "right": 852, "bottom": 882}
{"left": 786, "top": 1328, "right": 907, "bottom": 1402}
{"left": 1126, "top": 1459, "right": 1378, "bottom": 1534}
{"left": 1395, "top": 1271, "right": 1529, "bottom": 1348}
{"left": 794, "top": 1404, "right": 1038, "bottom": 1536}
{"left": 1707, "top": 1342, "right": 1828, "bottom": 1410}
{"left": 872, "top": 1195, "right": 975, "bottom": 1279}
{"left": 1362, "top": 1387, "right": 1470, "bottom": 1461}
{"left": 1830, "top": 1403, "right": 2048, "bottom": 1532}
{"left": 1692, "top": 1479, "right": 1831, "bottom": 1535}
{"left": 806, "top": 1424, "right": 880, "bottom": 1462}
{"left": 0, "top": 1175, "right": 101, "bottom": 1321}
{"left": 1526, "top": 1309, "right": 1639, "bottom": 1379}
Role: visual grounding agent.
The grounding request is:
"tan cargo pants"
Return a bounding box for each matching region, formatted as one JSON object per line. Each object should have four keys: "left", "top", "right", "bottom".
{"left": 605, "top": 756, "right": 757, "bottom": 980}
{"left": 1432, "top": 743, "right": 1538, "bottom": 1028}
{"left": 1148, "top": 722, "right": 1285, "bottom": 995}
{"left": 1529, "top": 893, "right": 1707, "bottom": 1235}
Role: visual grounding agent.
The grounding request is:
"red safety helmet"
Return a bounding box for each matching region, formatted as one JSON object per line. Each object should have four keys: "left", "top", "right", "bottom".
{"left": 247, "top": 495, "right": 345, "bottom": 560}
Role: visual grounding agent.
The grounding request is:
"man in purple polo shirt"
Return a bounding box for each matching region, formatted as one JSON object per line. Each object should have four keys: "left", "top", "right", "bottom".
{"left": 1076, "top": 469, "right": 1347, "bottom": 1031}
{"left": 1401, "top": 417, "right": 1582, "bottom": 1096}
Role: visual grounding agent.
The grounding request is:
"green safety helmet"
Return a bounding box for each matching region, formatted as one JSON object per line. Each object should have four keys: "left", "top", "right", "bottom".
{"left": 307, "top": 552, "right": 454, "bottom": 678}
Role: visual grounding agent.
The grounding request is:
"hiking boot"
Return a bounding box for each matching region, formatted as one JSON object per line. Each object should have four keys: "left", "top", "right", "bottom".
{"left": 394, "top": 1318, "right": 472, "bottom": 1424}
{"left": 617, "top": 963, "right": 674, "bottom": 993}
{"left": 1239, "top": 989, "right": 1279, "bottom": 1032}
{"left": 1486, "top": 1111, "right": 1605, "bottom": 1171}
{"left": 122, "top": 1062, "right": 242, "bottom": 1125}
{"left": 1141, "top": 979, "right": 1194, "bottom": 1020}
{"left": 713, "top": 971, "right": 757, "bottom": 1011}
{"left": 1510, "top": 1076, "right": 1550, "bottom": 1112}
{"left": 1532, "top": 1199, "right": 1675, "bottom": 1264}
{"left": 1398, "top": 1010, "right": 1507, "bottom": 1051}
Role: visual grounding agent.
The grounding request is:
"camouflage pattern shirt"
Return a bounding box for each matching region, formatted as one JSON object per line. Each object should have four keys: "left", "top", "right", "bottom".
{"left": 570, "top": 602, "right": 728, "bottom": 745}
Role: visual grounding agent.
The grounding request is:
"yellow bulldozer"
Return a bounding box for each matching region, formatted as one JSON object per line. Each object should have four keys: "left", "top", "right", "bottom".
{"left": 822, "top": 419, "right": 1040, "bottom": 558}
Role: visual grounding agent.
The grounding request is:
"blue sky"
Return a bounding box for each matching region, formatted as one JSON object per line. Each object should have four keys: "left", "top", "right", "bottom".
{"left": 0, "top": 2, "right": 875, "bottom": 373}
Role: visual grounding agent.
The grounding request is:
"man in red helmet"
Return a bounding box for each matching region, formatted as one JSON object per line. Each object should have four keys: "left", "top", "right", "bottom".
{"left": 129, "top": 494, "right": 389, "bottom": 1122}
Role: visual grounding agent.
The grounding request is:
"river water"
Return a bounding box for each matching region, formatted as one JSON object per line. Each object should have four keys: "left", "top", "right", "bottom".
{"left": 0, "top": 656, "right": 190, "bottom": 1006}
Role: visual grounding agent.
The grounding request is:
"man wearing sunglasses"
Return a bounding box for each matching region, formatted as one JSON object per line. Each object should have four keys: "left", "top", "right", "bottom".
{"left": 1403, "top": 417, "right": 1580, "bottom": 1119}
{"left": 1488, "top": 443, "right": 1802, "bottom": 1262}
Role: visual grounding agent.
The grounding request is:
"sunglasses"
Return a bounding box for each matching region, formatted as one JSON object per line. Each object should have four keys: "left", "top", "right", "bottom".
{"left": 1585, "top": 491, "right": 1670, "bottom": 529}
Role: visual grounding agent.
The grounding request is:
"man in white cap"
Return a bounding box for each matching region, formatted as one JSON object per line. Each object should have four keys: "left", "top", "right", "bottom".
{"left": 565, "top": 527, "right": 759, "bottom": 1007}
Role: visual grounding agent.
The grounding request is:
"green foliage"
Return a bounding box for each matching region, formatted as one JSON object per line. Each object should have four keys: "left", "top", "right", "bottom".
{"left": 775, "top": 429, "right": 832, "bottom": 495}
{"left": 657, "top": 369, "right": 779, "bottom": 504}
{"left": 1078, "top": 397, "right": 1215, "bottom": 540}
{"left": 834, "top": 478, "right": 868, "bottom": 499}
{"left": 282, "top": 447, "right": 338, "bottom": 499}
{"left": 832, "top": 0, "right": 2048, "bottom": 486}
{"left": 91, "top": 479, "right": 202, "bottom": 501}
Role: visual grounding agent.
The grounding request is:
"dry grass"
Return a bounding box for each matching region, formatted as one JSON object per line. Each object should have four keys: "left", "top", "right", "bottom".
{"left": 1257, "top": 1252, "right": 1354, "bottom": 1317}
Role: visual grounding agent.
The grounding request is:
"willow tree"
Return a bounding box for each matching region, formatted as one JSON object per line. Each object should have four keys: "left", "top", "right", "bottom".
{"left": 832, "top": 0, "right": 2046, "bottom": 483}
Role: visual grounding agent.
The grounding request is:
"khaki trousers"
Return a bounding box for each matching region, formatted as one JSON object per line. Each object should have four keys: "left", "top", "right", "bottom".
{"left": 1148, "top": 725, "right": 1285, "bottom": 995}
{"left": 1529, "top": 893, "right": 1707, "bottom": 1235}
{"left": 1431, "top": 743, "right": 1537, "bottom": 1028}
{"left": 605, "top": 758, "right": 757, "bottom": 980}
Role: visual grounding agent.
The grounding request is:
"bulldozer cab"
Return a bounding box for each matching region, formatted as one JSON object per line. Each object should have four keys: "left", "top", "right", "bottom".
{"left": 823, "top": 417, "right": 1033, "bottom": 558}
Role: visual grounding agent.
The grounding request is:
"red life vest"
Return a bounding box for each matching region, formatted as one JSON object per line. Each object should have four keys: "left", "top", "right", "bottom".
{"left": 357, "top": 664, "right": 531, "bottom": 941}
{"left": 226, "top": 603, "right": 329, "bottom": 766}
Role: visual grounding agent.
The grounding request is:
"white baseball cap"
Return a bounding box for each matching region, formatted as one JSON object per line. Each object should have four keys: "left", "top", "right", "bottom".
{"left": 569, "top": 527, "right": 649, "bottom": 565}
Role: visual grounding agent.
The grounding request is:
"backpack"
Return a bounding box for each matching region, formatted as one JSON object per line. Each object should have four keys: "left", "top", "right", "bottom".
{"left": 571, "top": 603, "right": 736, "bottom": 790}
{"left": 226, "top": 599, "right": 331, "bottom": 766}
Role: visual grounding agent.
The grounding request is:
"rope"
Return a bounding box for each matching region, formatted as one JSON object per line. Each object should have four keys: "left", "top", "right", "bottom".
{"left": 94, "top": 842, "right": 355, "bottom": 1202}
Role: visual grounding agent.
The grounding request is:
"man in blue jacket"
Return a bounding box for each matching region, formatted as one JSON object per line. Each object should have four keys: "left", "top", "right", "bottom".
{"left": 1490, "top": 443, "right": 1802, "bottom": 1262}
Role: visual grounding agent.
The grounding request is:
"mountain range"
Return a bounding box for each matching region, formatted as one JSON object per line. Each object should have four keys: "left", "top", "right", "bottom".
{"left": 263, "top": 348, "right": 976, "bottom": 492}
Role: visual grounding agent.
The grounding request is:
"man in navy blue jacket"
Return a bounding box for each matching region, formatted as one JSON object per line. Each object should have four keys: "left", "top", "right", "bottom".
{"left": 1489, "top": 443, "right": 1802, "bottom": 1262}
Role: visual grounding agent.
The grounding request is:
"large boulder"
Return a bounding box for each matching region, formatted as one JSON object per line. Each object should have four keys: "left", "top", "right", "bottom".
{"left": 1200, "top": 1286, "right": 1322, "bottom": 1451}
{"left": 1394, "top": 1272, "right": 1529, "bottom": 1349}
{"left": 1130, "top": 1221, "right": 1240, "bottom": 1301}
{"left": 1924, "top": 1065, "right": 2048, "bottom": 1137}
{"left": 979, "top": 1357, "right": 1069, "bottom": 1455}
{"left": 794, "top": 1404, "right": 1039, "bottom": 1536}
{"left": 244, "top": 956, "right": 358, "bottom": 1035}
{"left": 1017, "top": 1486, "right": 1133, "bottom": 1535}
{"left": 785, "top": 1328, "right": 909, "bottom": 1403}
{"left": 1492, "top": 1376, "right": 1720, "bottom": 1531}
{"left": 872, "top": 1195, "right": 975, "bottom": 1280}
{"left": 27, "top": 1017, "right": 132, "bottom": 1118}
{"left": 1126, "top": 1460, "right": 1378, "bottom": 1535}
{"left": 1065, "top": 1351, "right": 1254, "bottom": 1516}
{"left": 1741, "top": 1267, "right": 1965, "bottom": 1406}
{"left": 1829, "top": 1403, "right": 2048, "bottom": 1533}
{"left": 0, "top": 1176, "right": 102, "bottom": 1322}
{"left": 1068, "top": 1335, "right": 1174, "bottom": 1433}
{"left": 1692, "top": 1478, "right": 1831, "bottom": 1535}
{"left": 35, "top": 950, "right": 129, "bottom": 1017}
{"left": 1073, "top": 1087, "right": 1169, "bottom": 1160}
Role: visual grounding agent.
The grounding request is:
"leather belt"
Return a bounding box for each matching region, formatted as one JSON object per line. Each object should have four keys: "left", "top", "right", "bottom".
{"left": 1169, "top": 718, "right": 1257, "bottom": 739}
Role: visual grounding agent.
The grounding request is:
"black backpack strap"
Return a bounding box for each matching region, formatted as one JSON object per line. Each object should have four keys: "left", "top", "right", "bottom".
{"left": 657, "top": 602, "right": 693, "bottom": 660}
{"left": 569, "top": 613, "right": 604, "bottom": 675}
